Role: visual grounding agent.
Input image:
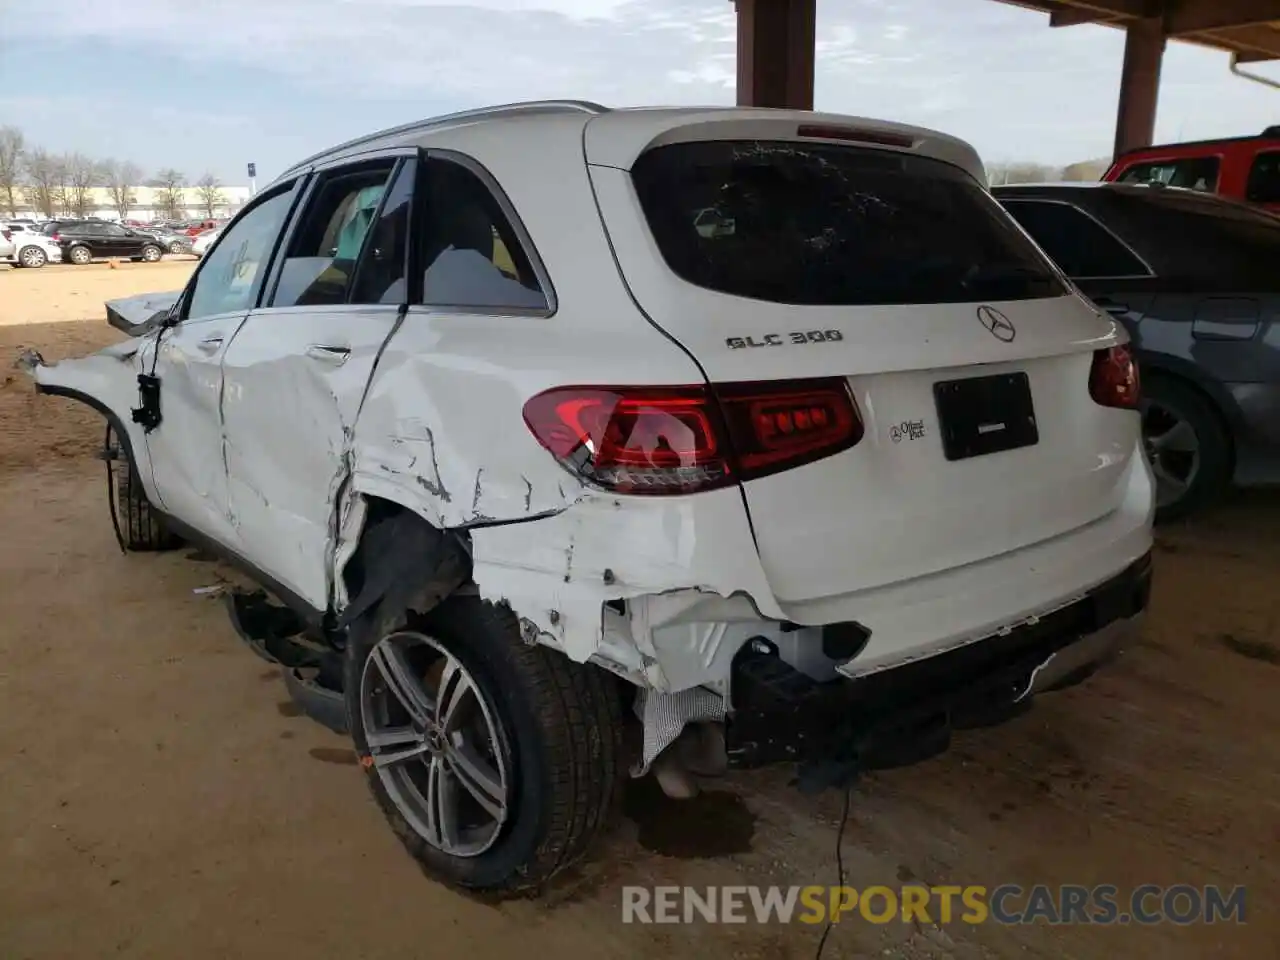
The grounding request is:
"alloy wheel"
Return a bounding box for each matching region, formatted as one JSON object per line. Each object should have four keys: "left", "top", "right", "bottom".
{"left": 1142, "top": 399, "right": 1200, "bottom": 510}
{"left": 19, "top": 246, "right": 45, "bottom": 268}
{"left": 359, "top": 630, "right": 511, "bottom": 858}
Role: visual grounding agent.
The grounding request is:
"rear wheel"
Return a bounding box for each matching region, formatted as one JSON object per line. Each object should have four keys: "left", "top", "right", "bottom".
{"left": 69, "top": 245, "right": 92, "bottom": 265}
{"left": 107, "top": 426, "right": 180, "bottom": 551}
{"left": 1141, "top": 375, "right": 1232, "bottom": 522}
{"left": 18, "top": 245, "right": 47, "bottom": 268}
{"left": 345, "top": 593, "right": 623, "bottom": 896}
{"left": 140, "top": 244, "right": 163, "bottom": 262}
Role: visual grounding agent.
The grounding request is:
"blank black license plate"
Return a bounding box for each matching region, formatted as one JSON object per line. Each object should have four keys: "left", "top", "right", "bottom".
{"left": 933, "top": 372, "right": 1039, "bottom": 461}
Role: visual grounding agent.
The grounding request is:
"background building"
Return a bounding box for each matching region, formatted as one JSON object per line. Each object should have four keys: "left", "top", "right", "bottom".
{"left": 7, "top": 184, "right": 251, "bottom": 221}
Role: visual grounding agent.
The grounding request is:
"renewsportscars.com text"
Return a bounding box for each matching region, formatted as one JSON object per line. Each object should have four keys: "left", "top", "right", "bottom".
{"left": 621, "top": 884, "right": 1247, "bottom": 926}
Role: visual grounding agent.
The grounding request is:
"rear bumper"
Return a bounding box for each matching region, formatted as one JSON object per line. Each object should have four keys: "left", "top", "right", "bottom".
{"left": 726, "top": 550, "right": 1152, "bottom": 776}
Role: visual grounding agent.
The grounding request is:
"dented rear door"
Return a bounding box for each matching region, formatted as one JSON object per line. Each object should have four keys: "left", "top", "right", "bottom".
{"left": 218, "top": 156, "right": 413, "bottom": 610}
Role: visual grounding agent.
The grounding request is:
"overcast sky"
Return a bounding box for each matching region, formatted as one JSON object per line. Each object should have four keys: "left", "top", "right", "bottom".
{"left": 2, "top": 0, "right": 1277, "bottom": 184}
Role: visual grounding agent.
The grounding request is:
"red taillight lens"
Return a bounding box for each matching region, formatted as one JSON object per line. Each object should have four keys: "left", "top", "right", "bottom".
{"left": 1, "top": 229, "right": 10, "bottom": 241}
{"left": 522, "top": 379, "right": 862, "bottom": 495}
{"left": 51, "top": 232, "right": 60, "bottom": 242}
{"left": 715, "top": 380, "right": 863, "bottom": 474}
{"left": 1089, "top": 344, "right": 1140, "bottom": 409}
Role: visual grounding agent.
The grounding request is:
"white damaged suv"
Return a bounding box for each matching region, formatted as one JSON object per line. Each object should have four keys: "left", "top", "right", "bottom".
{"left": 25, "top": 101, "right": 1155, "bottom": 894}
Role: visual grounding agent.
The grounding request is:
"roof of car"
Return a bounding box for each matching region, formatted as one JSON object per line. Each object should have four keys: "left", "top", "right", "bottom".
{"left": 992, "top": 181, "right": 1185, "bottom": 197}
{"left": 274, "top": 99, "right": 986, "bottom": 185}
{"left": 1112, "top": 128, "right": 1280, "bottom": 161}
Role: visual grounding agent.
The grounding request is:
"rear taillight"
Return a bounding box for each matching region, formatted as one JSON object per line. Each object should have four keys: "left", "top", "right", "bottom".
{"left": 51, "top": 232, "right": 60, "bottom": 242}
{"left": 1, "top": 229, "right": 10, "bottom": 241}
{"left": 1089, "top": 345, "right": 1140, "bottom": 409}
{"left": 522, "top": 379, "right": 862, "bottom": 495}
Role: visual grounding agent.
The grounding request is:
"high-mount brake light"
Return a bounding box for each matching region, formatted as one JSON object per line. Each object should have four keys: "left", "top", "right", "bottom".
{"left": 796, "top": 124, "right": 916, "bottom": 148}
{"left": 522, "top": 379, "right": 862, "bottom": 495}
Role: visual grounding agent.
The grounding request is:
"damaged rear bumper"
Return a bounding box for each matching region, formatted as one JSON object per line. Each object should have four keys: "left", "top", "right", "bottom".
{"left": 725, "top": 551, "right": 1152, "bottom": 776}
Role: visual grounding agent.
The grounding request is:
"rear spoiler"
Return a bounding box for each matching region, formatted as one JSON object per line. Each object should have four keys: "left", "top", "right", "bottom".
{"left": 104, "top": 290, "right": 181, "bottom": 336}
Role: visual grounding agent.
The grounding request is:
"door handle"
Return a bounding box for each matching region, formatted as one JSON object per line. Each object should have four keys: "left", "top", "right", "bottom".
{"left": 305, "top": 344, "right": 351, "bottom": 365}
{"left": 197, "top": 336, "right": 224, "bottom": 354}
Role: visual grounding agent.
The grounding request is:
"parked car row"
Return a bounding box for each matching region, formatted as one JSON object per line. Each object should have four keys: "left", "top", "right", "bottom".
{"left": 1, "top": 221, "right": 63, "bottom": 268}
{"left": 1, "top": 217, "right": 203, "bottom": 267}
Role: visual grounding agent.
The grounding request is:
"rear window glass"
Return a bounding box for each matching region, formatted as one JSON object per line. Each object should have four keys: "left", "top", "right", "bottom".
{"left": 1116, "top": 156, "right": 1220, "bottom": 192}
{"left": 630, "top": 141, "right": 1066, "bottom": 306}
{"left": 1000, "top": 200, "right": 1151, "bottom": 278}
{"left": 1117, "top": 190, "right": 1280, "bottom": 287}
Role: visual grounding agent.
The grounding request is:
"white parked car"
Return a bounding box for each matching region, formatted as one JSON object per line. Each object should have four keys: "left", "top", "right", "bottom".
{"left": 190, "top": 226, "right": 221, "bottom": 257}
{"left": 1, "top": 222, "right": 61, "bottom": 267}
{"left": 24, "top": 101, "right": 1155, "bottom": 895}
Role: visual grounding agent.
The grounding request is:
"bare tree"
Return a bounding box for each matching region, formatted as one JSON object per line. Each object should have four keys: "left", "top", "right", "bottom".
{"left": 194, "top": 173, "right": 228, "bottom": 218}
{"left": 101, "top": 159, "right": 142, "bottom": 219}
{"left": 22, "top": 148, "right": 62, "bottom": 218}
{"left": 66, "top": 152, "right": 100, "bottom": 218}
{"left": 985, "top": 161, "right": 1059, "bottom": 186}
{"left": 49, "top": 154, "right": 75, "bottom": 216}
{"left": 153, "top": 168, "right": 187, "bottom": 219}
{"left": 1061, "top": 158, "right": 1110, "bottom": 182}
{"left": 0, "top": 126, "right": 24, "bottom": 218}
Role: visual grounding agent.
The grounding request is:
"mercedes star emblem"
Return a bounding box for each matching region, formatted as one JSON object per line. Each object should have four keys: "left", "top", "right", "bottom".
{"left": 976, "top": 305, "right": 1016, "bottom": 342}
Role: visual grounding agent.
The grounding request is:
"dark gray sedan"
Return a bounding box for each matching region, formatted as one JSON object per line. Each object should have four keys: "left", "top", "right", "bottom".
{"left": 993, "top": 182, "right": 1280, "bottom": 521}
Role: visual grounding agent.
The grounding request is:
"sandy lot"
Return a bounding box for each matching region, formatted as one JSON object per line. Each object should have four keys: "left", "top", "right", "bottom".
{"left": 1, "top": 262, "right": 1277, "bottom": 959}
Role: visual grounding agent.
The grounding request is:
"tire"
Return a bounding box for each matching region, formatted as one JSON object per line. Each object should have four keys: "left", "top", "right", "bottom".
{"left": 18, "top": 245, "right": 47, "bottom": 268}
{"left": 107, "top": 426, "right": 180, "bottom": 551}
{"left": 1141, "top": 374, "right": 1232, "bottom": 523}
{"left": 140, "top": 244, "right": 163, "bottom": 262}
{"left": 345, "top": 593, "right": 623, "bottom": 896}
{"left": 69, "top": 245, "right": 92, "bottom": 265}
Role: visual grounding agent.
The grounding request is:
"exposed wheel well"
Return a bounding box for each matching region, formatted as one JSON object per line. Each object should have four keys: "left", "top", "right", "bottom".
{"left": 1141, "top": 366, "right": 1237, "bottom": 475}
{"left": 337, "top": 496, "right": 472, "bottom": 632}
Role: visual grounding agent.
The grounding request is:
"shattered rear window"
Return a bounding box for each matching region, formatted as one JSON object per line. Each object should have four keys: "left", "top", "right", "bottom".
{"left": 630, "top": 140, "right": 1065, "bottom": 306}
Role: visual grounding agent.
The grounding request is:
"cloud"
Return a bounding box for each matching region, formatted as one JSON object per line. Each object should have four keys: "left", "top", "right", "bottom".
{"left": 2, "top": 0, "right": 914, "bottom": 105}
{"left": 4, "top": 0, "right": 1279, "bottom": 171}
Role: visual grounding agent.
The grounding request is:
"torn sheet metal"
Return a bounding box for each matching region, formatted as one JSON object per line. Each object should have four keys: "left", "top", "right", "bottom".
{"left": 466, "top": 485, "right": 788, "bottom": 693}
{"left": 349, "top": 338, "right": 588, "bottom": 527}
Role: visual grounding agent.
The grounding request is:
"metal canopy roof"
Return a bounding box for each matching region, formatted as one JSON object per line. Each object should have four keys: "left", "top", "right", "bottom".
{"left": 996, "top": 0, "right": 1280, "bottom": 62}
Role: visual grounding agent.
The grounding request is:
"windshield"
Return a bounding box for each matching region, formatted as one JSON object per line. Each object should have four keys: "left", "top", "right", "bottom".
{"left": 630, "top": 140, "right": 1066, "bottom": 306}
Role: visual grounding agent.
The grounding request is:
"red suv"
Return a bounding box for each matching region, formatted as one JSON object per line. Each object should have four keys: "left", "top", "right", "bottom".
{"left": 1103, "top": 126, "right": 1280, "bottom": 212}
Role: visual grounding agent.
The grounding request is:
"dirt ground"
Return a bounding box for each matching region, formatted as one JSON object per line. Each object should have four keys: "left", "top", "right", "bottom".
{"left": 1, "top": 262, "right": 1277, "bottom": 960}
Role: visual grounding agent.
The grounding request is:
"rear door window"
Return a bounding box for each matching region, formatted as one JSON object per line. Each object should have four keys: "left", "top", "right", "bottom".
{"left": 415, "top": 157, "right": 548, "bottom": 311}
{"left": 1122, "top": 190, "right": 1280, "bottom": 288}
{"left": 1245, "top": 151, "right": 1280, "bottom": 204}
{"left": 269, "top": 159, "right": 395, "bottom": 308}
{"left": 1000, "top": 200, "right": 1151, "bottom": 278}
{"left": 1116, "top": 156, "right": 1220, "bottom": 192}
{"left": 629, "top": 141, "right": 1065, "bottom": 305}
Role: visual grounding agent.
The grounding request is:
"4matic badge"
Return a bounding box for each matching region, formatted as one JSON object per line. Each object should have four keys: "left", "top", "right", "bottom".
{"left": 725, "top": 329, "right": 844, "bottom": 349}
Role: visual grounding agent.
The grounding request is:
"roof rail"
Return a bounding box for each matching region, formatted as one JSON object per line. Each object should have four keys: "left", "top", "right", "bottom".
{"left": 279, "top": 100, "right": 609, "bottom": 178}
